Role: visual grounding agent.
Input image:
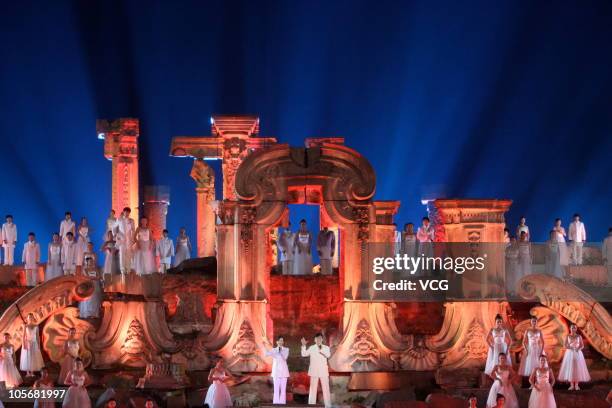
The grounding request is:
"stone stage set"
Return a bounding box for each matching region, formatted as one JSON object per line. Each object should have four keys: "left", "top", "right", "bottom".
{"left": 0, "top": 115, "right": 610, "bottom": 407}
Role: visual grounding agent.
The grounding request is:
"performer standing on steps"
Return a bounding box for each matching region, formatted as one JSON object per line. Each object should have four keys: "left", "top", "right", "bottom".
{"left": 262, "top": 335, "right": 290, "bottom": 404}
{"left": 301, "top": 333, "right": 332, "bottom": 407}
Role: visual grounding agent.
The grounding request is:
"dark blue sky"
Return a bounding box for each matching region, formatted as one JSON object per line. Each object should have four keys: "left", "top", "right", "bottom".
{"left": 1, "top": 0, "right": 611, "bottom": 258}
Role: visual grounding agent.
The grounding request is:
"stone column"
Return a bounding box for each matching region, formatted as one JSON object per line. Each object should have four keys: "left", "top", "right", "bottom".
{"left": 97, "top": 118, "right": 140, "bottom": 221}
{"left": 190, "top": 159, "right": 216, "bottom": 257}
{"left": 143, "top": 186, "right": 170, "bottom": 241}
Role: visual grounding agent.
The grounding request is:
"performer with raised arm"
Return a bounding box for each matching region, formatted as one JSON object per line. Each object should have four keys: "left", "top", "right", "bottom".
{"left": 301, "top": 333, "right": 332, "bottom": 407}
{"left": 516, "top": 216, "right": 530, "bottom": 241}
{"left": 61, "top": 232, "right": 77, "bottom": 275}
{"left": 558, "top": 324, "right": 590, "bottom": 390}
{"left": 277, "top": 224, "right": 295, "bottom": 275}
{"left": 204, "top": 359, "right": 234, "bottom": 408}
{"left": 568, "top": 213, "right": 587, "bottom": 265}
{"left": 2, "top": 215, "right": 17, "bottom": 266}
{"left": 22, "top": 232, "right": 41, "bottom": 287}
{"left": 173, "top": 227, "right": 192, "bottom": 267}
{"left": 46, "top": 233, "right": 63, "bottom": 281}
{"left": 59, "top": 212, "right": 76, "bottom": 243}
{"left": 20, "top": 313, "right": 44, "bottom": 377}
{"left": 519, "top": 316, "right": 545, "bottom": 378}
{"left": 116, "top": 207, "right": 135, "bottom": 274}
{"left": 293, "top": 219, "right": 313, "bottom": 275}
{"left": 528, "top": 355, "right": 556, "bottom": 408}
{"left": 317, "top": 226, "right": 335, "bottom": 276}
{"left": 485, "top": 314, "right": 512, "bottom": 375}
{"left": 155, "top": 229, "right": 174, "bottom": 273}
{"left": 486, "top": 353, "right": 518, "bottom": 408}
{"left": 261, "top": 335, "right": 290, "bottom": 404}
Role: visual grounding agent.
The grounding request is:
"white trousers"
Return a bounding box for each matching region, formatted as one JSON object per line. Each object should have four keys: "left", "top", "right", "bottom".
{"left": 273, "top": 377, "right": 287, "bottom": 404}
{"left": 3, "top": 246, "right": 14, "bottom": 265}
{"left": 309, "top": 376, "right": 331, "bottom": 407}
{"left": 571, "top": 242, "right": 584, "bottom": 265}
{"left": 25, "top": 268, "right": 37, "bottom": 286}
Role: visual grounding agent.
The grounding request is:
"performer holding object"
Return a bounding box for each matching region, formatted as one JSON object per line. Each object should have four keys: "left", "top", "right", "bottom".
{"left": 262, "top": 335, "right": 289, "bottom": 404}
{"left": 301, "top": 333, "right": 332, "bottom": 407}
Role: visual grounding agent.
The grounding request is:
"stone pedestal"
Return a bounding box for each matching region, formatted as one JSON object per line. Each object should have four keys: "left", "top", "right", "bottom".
{"left": 97, "top": 118, "right": 140, "bottom": 220}
{"left": 143, "top": 185, "right": 170, "bottom": 241}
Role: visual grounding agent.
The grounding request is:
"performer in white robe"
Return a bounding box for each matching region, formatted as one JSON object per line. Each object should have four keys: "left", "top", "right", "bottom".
{"left": 262, "top": 336, "right": 290, "bottom": 404}
{"left": 486, "top": 353, "right": 518, "bottom": 408}
{"left": 173, "top": 228, "right": 192, "bottom": 267}
{"left": 59, "top": 328, "right": 79, "bottom": 385}
{"left": 519, "top": 317, "right": 545, "bottom": 377}
{"left": 101, "top": 231, "right": 120, "bottom": 278}
{"left": 204, "top": 360, "right": 233, "bottom": 408}
{"left": 301, "top": 333, "right": 332, "bottom": 407}
{"left": 517, "top": 232, "right": 531, "bottom": 282}
{"left": 22, "top": 233, "right": 41, "bottom": 287}
{"left": 0, "top": 333, "right": 22, "bottom": 388}
{"left": 552, "top": 218, "right": 569, "bottom": 266}
{"left": 19, "top": 313, "right": 44, "bottom": 376}
{"left": 317, "top": 227, "right": 335, "bottom": 275}
{"left": 79, "top": 246, "right": 102, "bottom": 318}
{"left": 558, "top": 324, "right": 590, "bottom": 390}
{"left": 603, "top": 227, "right": 612, "bottom": 285}
{"left": 546, "top": 230, "right": 564, "bottom": 279}
{"left": 75, "top": 218, "right": 90, "bottom": 267}
{"left": 401, "top": 223, "right": 417, "bottom": 257}
{"left": 61, "top": 232, "right": 77, "bottom": 275}
{"left": 277, "top": 226, "right": 295, "bottom": 275}
{"left": 132, "top": 217, "right": 156, "bottom": 275}
{"left": 116, "top": 207, "right": 135, "bottom": 274}
{"left": 1, "top": 215, "right": 17, "bottom": 266}
{"left": 155, "top": 229, "right": 174, "bottom": 273}
{"left": 105, "top": 210, "right": 117, "bottom": 235}
{"left": 515, "top": 216, "right": 530, "bottom": 241}
{"left": 528, "top": 355, "right": 556, "bottom": 408}
{"left": 485, "top": 315, "right": 513, "bottom": 375}
{"left": 293, "top": 219, "right": 313, "bottom": 275}
{"left": 417, "top": 217, "right": 435, "bottom": 261}
{"left": 46, "top": 233, "right": 63, "bottom": 281}
{"left": 568, "top": 214, "right": 587, "bottom": 266}
{"left": 59, "top": 212, "right": 76, "bottom": 244}
{"left": 505, "top": 237, "right": 519, "bottom": 294}
{"left": 62, "top": 358, "right": 91, "bottom": 408}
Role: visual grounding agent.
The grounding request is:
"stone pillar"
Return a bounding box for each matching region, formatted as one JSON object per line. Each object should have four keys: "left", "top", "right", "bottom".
{"left": 190, "top": 159, "right": 216, "bottom": 257}
{"left": 143, "top": 186, "right": 170, "bottom": 241}
{"left": 425, "top": 198, "right": 513, "bottom": 370}
{"left": 97, "top": 118, "right": 140, "bottom": 221}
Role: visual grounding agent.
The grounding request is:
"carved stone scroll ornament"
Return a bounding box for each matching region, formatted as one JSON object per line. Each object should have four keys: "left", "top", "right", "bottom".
{"left": 190, "top": 158, "right": 215, "bottom": 189}
{"left": 512, "top": 306, "right": 569, "bottom": 363}
{"left": 239, "top": 207, "right": 257, "bottom": 252}
{"left": 400, "top": 335, "right": 439, "bottom": 371}
{"left": 226, "top": 320, "right": 264, "bottom": 372}
{"left": 518, "top": 273, "right": 612, "bottom": 358}
{"left": 347, "top": 319, "right": 381, "bottom": 371}
{"left": 41, "top": 306, "right": 94, "bottom": 367}
{"left": 0, "top": 275, "right": 91, "bottom": 351}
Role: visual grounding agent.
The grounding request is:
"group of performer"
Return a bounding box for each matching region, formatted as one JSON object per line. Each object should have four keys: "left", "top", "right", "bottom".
{"left": 0, "top": 209, "right": 195, "bottom": 286}
{"left": 276, "top": 220, "right": 336, "bottom": 275}
{"left": 203, "top": 332, "right": 333, "bottom": 408}
{"left": 483, "top": 314, "right": 591, "bottom": 408}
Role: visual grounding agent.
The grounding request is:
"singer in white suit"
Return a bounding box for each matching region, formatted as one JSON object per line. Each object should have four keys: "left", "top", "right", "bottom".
{"left": 262, "top": 335, "right": 290, "bottom": 404}
{"left": 22, "top": 233, "right": 40, "bottom": 287}
{"left": 568, "top": 214, "right": 587, "bottom": 265}
{"left": 2, "top": 215, "right": 17, "bottom": 266}
{"left": 301, "top": 334, "right": 332, "bottom": 407}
